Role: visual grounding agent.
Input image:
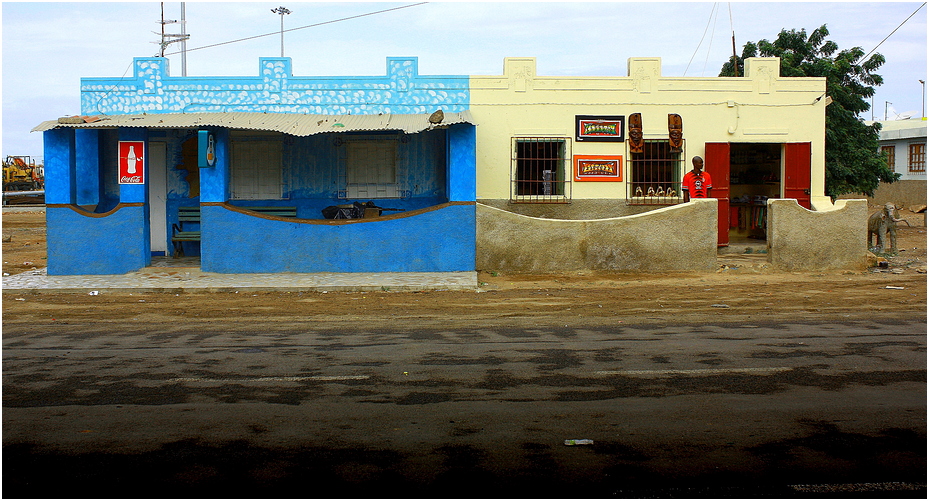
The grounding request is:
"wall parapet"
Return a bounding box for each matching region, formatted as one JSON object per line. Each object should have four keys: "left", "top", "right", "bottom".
{"left": 476, "top": 199, "right": 717, "bottom": 273}
{"left": 767, "top": 199, "right": 868, "bottom": 271}
{"left": 81, "top": 57, "right": 470, "bottom": 115}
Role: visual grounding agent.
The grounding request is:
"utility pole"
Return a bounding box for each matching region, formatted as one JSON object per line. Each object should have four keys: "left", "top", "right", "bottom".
{"left": 181, "top": 2, "right": 187, "bottom": 77}
{"left": 271, "top": 6, "right": 292, "bottom": 57}
{"left": 920, "top": 80, "right": 926, "bottom": 120}
{"left": 731, "top": 32, "right": 738, "bottom": 77}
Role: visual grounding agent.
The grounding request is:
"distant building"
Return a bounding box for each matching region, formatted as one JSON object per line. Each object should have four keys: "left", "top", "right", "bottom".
{"left": 857, "top": 119, "right": 926, "bottom": 208}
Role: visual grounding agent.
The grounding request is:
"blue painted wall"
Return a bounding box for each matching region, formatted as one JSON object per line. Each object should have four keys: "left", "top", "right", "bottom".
{"left": 447, "top": 124, "right": 476, "bottom": 202}
{"left": 46, "top": 56, "right": 476, "bottom": 274}
{"left": 201, "top": 203, "right": 475, "bottom": 273}
{"left": 82, "top": 57, "right": 469, "bottom": 115}
{"left": 43, "top": 129, "right": 75, "bottom": 205}
{"left": 47, "top": 206, "right": 149, "bottom": 275}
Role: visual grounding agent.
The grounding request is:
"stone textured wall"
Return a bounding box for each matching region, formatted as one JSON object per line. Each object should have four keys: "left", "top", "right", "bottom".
{"left": 476, "top": 198, "right": 717, "bottom": 273}
{"left": 767, "top": 199, "right": 868, "bottom": 271}
{"left": 81, "top": 57, "right": 469, "bottom": 115}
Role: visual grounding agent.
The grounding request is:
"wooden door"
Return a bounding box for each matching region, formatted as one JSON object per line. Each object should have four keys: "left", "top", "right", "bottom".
{"left": 704, "top": 142, "right": 730, "bottom": 246}
{"left": 784, "top": 142, "right": 812, "bottom": 209}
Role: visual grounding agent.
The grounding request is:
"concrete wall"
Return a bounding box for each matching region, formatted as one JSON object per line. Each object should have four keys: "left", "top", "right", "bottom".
{"left": 767, "top": 199, "right": 868, "bottom": 271}
{"left": 476, "top": 198, "right": 717, "bottom": 273}
{"left": 838, "top": 180, "right": 927, "bottom": 209}
{"left": 469, "top": 57, "right": 827, "bottom": 203}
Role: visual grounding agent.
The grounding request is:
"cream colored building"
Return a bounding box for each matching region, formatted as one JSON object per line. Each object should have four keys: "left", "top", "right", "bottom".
{"left": 471, "top": 57, "right": 832, "bottom": 246}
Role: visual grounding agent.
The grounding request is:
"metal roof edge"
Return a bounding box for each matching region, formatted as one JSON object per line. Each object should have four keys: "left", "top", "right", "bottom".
{"left": 32, "top": 111, "right": 476, "bottom": 135}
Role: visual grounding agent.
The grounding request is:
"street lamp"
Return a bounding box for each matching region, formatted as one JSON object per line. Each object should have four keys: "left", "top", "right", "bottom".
{"left": 271, "top": 6, "right": 291, "bottom": 57}
{"left": 920, "top": 79, "right": 926, "bottom": 120}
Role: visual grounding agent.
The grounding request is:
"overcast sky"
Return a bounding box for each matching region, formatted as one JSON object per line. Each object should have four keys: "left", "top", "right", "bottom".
{"left": 3, "top": 1, "right": 926, "bottom": 161}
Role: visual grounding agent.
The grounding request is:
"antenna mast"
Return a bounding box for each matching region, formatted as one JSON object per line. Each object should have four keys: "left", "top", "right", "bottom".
{"left": 154, "top": 2, "right": 190, "bottom": 72}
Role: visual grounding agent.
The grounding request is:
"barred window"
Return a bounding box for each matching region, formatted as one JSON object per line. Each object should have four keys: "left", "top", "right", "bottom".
{"left": 881, "top": 145, "right": 895, "bottom": 171}
{"left": 628, "top": 140, "right": 684, "bottom": 204}
{"left": 511, "top": 137, "right": 571, "bottom": 203}
{"left": 908, "top": 143, "right": 925, "bottom": 173}
{"left": 230, "top": 138, "right": 283, "bottom": 200}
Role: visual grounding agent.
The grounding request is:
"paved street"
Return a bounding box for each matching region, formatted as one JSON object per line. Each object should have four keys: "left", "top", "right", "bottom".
{"left": 3, "top": 315, "right": 925, "bottom": 498}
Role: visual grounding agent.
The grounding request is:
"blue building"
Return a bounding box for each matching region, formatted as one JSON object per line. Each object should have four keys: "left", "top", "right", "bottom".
{"left": 35, "top": 57, "right": 476, "bottom": 275}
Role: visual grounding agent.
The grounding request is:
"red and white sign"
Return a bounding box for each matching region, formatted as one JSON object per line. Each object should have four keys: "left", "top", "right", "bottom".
{"left": 118, "top": 141, "right": 145, "bottom": 184}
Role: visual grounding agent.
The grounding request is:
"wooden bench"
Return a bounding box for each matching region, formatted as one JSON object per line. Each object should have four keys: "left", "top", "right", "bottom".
{"left": 171, "top": 206, "right": 297, "bottom": 257}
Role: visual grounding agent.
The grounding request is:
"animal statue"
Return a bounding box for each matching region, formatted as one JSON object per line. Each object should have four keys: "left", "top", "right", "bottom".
{"left": 646, "top": 187, "right": 656, "bottom": 197}
{"left": 635, "top": 186, "right": 643, "bottom": 197}
{"left": 867, "top": 202, "right": 905, "bottom": 253}
{"left": 656, "top": 186, "right": 665, "bottom": 197}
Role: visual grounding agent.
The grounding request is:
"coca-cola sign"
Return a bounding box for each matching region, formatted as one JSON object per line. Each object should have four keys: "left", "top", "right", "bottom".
{"left": 118, "top": 141, "right": 145, "bottom": 184}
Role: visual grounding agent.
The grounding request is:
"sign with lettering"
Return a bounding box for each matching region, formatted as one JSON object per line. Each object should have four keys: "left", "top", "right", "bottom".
{"left": 118, "top": 141, "right": 145, "bottom": 184}
{"left": 574, "top": 155, "right": 623, "bottom": 182}
{"left": 576, "top": 115, "right": 625, "bottom": 142}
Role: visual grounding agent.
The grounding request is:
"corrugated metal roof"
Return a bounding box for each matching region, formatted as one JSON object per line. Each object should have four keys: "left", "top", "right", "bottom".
{"left": 32, "top": 111, "right": 475, "bottom": 136}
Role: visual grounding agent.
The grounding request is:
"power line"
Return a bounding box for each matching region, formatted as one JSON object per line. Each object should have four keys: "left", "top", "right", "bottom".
{"left": 701, "top": 3, "right": 720, "bottom": 76}
{"left": 684, "top": 3, "right": 718, "bottom": 76}
{"left": 164, "top": 2, "right": 428, "bottom": 56}
{"left": 862, "top": 2, "right": 926, "bottom": 61}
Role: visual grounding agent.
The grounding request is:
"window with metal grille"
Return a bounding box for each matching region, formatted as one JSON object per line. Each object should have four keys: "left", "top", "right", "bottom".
{"left": 511, "top": 137, "right": 571, "bottom": 203}
{"left": 230, "top": 139, "right": 283, "bottom": 200}
{"left": 627, "top": 140, "right": 683, "bottom": 204}
{"left": 908, "top": 143, "right": 925, "bottom": 173}
{"left": 345, "top": 139, "right": 400, "bottom": 198}
{"left": 881, "top": 145, "right": 895, "bottom": 171}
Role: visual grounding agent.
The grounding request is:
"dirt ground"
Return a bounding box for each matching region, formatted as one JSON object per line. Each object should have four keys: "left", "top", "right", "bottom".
{"left": 2, "top": 207, "right": 926, "bottom": 326}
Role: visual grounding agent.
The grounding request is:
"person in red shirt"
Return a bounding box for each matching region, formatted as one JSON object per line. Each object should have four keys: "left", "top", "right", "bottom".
{"left": 682, "top": 155, "right": 712, "bottom": 202}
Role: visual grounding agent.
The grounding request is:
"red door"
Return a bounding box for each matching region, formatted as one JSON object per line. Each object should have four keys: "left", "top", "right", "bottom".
{"left": 704, "top": 142, "right": 730, "bottom": 247}
{"left": 784, "top": 142, "right": 812, "bottom": 209}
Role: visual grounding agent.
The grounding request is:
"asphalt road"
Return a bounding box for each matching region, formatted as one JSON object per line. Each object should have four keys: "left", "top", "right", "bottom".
{"left": 3, "top": 316, "right": 926, "bottom": 498}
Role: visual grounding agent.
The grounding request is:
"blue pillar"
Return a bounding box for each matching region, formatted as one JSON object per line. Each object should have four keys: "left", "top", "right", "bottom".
{"left": 200, "top": 128, "right": 230, "bottom": 203}
{"left": 75, "top": 129, "right": 101, "bottom": 206}
{"left": 118, "top": 128, "right": 149, "bottom": 204}
{"left": 43, "top": 129, "right": 76, "bottom": 205}
{"left": 447, "top": 123, "right": 476, "bottom": 202}
{"left": 117, "top": 127, "right": 150, "bottom": 268}
{"left": 198, "top": 128, "right": 229, "bottom": 273}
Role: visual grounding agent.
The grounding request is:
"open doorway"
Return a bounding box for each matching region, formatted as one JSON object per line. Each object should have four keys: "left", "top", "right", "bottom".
{"left": 728, "top": 143, "right": 781, "bottom": 244}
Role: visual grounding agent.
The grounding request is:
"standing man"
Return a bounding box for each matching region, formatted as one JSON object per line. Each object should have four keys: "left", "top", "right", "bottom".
{"left": 682, "top": 155, "right": 712, "bottom": 202}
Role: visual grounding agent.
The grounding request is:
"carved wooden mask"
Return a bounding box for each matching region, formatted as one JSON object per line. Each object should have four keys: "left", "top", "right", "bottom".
{"left": 628, "top": 113, "right": 644, "bottom": 153}
{"left": 668, "top": 113, "right": 683, "bottom": 152}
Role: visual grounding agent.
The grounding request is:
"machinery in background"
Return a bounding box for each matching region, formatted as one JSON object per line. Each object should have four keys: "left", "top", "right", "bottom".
{"left": 3, "top": 156, "right": 44, "bottom": 192}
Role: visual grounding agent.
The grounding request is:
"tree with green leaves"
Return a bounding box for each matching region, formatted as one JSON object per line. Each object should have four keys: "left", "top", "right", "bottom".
{"left": 720, "top": 24, "right": 899, "bottom": 198}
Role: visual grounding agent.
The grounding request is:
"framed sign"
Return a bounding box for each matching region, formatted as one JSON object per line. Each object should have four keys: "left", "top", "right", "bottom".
{"left": 576, "top": 115, "right": 625, "bottom": 142}
{"left": 118, "top": 141, "right": 145, "bottom": 184}
{"left": 574, "top": 155, "right": 623, "bottom": 182}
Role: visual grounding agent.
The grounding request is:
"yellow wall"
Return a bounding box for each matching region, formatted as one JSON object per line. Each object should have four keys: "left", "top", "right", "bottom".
{"left": 470, "top": 57, "right": 828, "bottom": 205}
